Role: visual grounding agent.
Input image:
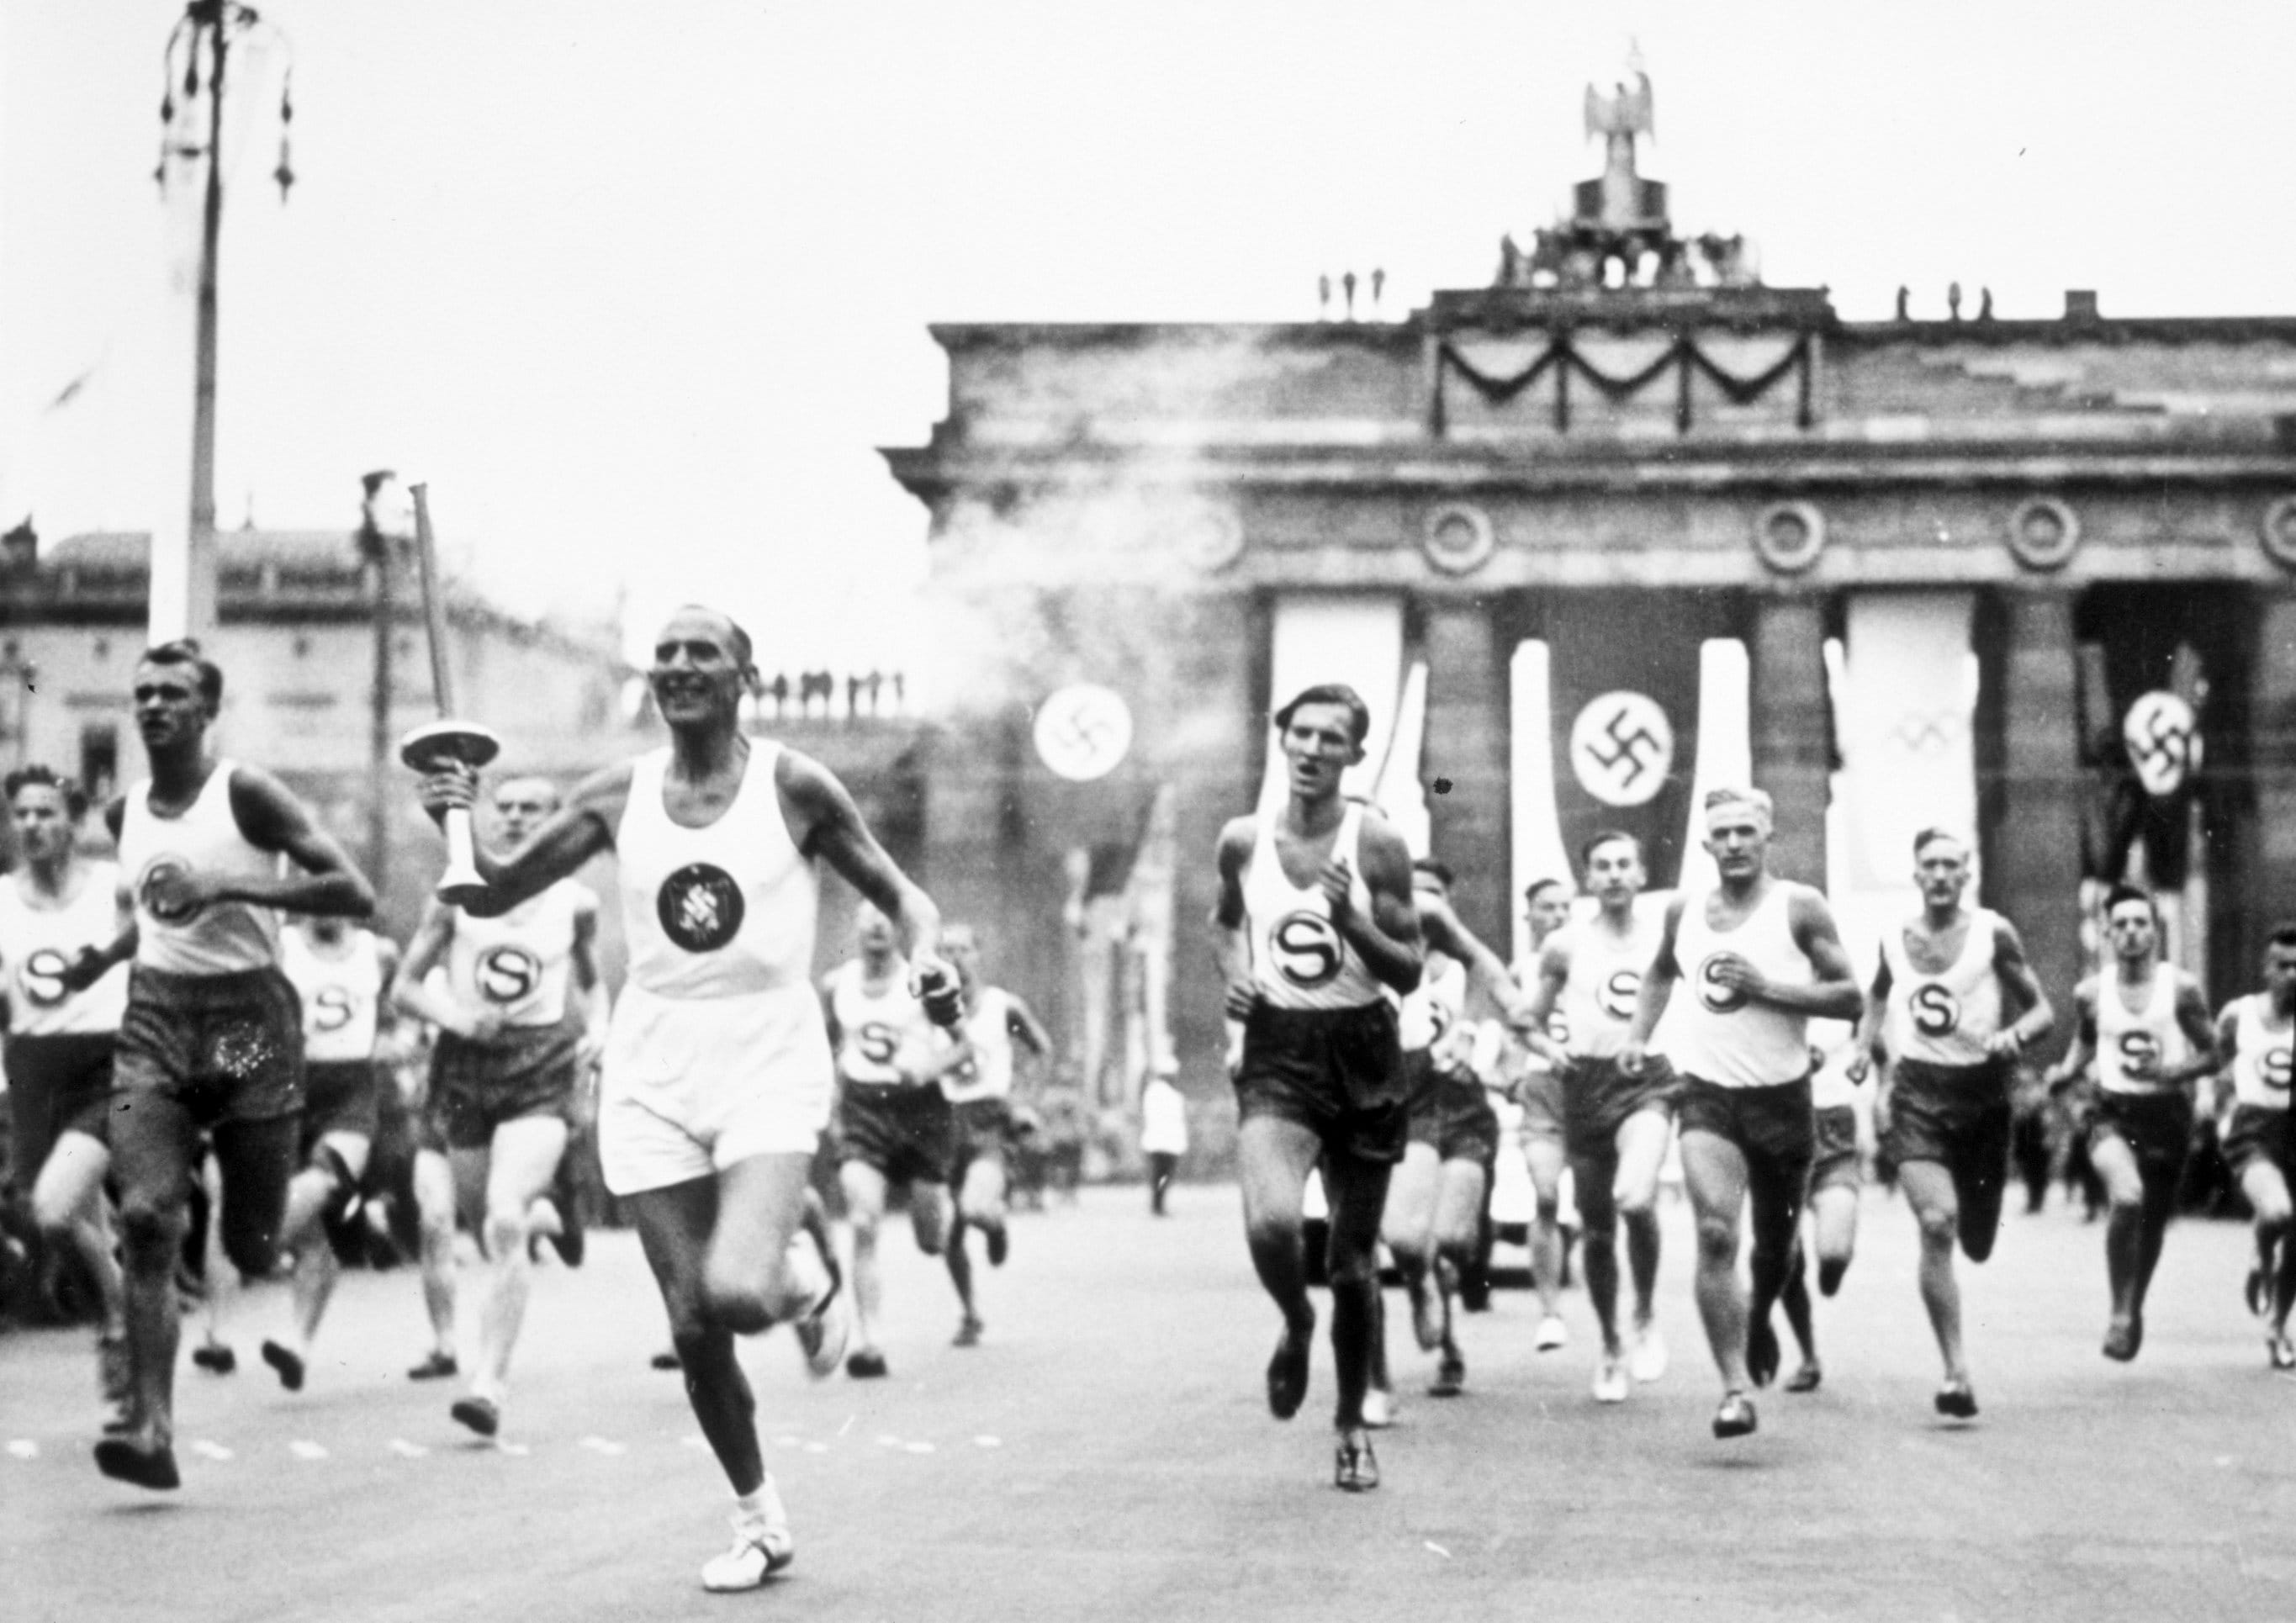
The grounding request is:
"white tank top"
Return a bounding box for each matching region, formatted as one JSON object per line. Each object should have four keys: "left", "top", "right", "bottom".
{"left": 2228, "top": 994, "right": 2294, "bottom": 1111}
{"left": 447, "top": 880, "right": 585, "bottom": 1028}
{"left": 2094, "top": 969, "right": 2190, "bottom": 1096}
{"left": 1555, "top": 913, "right": 1659, "bottom": 1061}
{"left": 940, "top": 986, "right": 1016, "bottom": 1105}
{"left": 829, "top": 957, "right": 929, "bottom": 1086}
{"left": 1881, "top": 909, "right": 2007, "bottom": 1068}
{"left": 616, "top": 743, "right": 817, "bottom": 999}
{"left": 282, "top": 928, "right": 383, "bottom": 1063}
{"left": 0, "top": 861, "right": 129, "bottom": 1035}
{"left": 1243, "top": 803, "right": 1383, "bottom": 1012}
{"left": 1662, "top": 883, "right": 1816, "bottom": 1089}
{"left": 118, "top": 763, "right": 283, "bottom": 976}
{"left": 1398, "top": 953, "right": 1471, "bottom": 1070}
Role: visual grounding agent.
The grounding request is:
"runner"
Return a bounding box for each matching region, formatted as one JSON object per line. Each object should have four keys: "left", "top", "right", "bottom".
{"left": 1521, "top": 830, "right": 1675, "bottom": 1404}
{"left": 392, "top": 775, "right": 606, "bottom": 1430}
{"left": 260, "top": 915, "right": 401, "bottom": 1391}
{"left": 414, "top": 605, "right": 957, "bottom": 1589}
{"left": 2212, "top": 925, "right": 2296, "bottom": 1368}
{"left": 0, "top": 767, "right": 131, "bottom": 1421}
{"left": 2043, "top": 885, "right": 2218, "bottom": 1361}
{"left": 1383, "top": 857, "right": 1529, "bottom": 1401}
{"left": 1773, "top": 1028, "right": 1863, "bottom": 1397}
{"left": 823, "top": 900, "right": 946, "bottom": 1377}
{"left": 1850, "top": 828, "right": 2053, "bottom": 1414}
{"left": 1512, "top": 875, "right": 1576, "bottom": 1351}
{"left": 913, "top": 923, "right": 1052, "bottom": 1345}
{"left": 1214, "top": 684, "right": 1423, "bottom": 1493}
{"left": 1621, "top": 787, "right": 1860, "bottom": 1440}
{"left": 1140, "top": 1066, "right": 1188, "bottom": 1216}
{"left": 79, "top": 640, "right": 376, "bottom": 1490}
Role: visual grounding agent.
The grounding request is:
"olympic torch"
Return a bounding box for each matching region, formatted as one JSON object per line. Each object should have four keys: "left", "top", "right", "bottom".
{"left": 398, "top": 484, "right": 499, "bottom": 901}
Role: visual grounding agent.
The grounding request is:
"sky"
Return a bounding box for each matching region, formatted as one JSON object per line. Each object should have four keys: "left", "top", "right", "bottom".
{"left": 6, "top": 1, "right": 2296, "bottom": 696}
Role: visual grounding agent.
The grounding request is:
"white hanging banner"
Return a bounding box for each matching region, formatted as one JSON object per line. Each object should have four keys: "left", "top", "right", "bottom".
{"left": 1256, "top": 594, "right": 1407, "bottom": 820}
{"left": 1510, "top": 640, "right": 1571, "bottom": 968}
{"left": 1371, "top": 661, "right": 1431, "bottom": 859}
{"left": 1677, "top": 639, "right": 1752, "bottom": 899}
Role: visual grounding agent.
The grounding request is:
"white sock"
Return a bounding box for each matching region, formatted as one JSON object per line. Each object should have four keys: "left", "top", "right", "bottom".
{"left": 733, "top": 1477, "right": 782, "bottom": 1532}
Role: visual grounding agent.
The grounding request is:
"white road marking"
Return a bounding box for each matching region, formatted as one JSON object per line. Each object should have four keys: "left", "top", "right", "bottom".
{"left": 681, "top": 1435, "right": 709, "bottom": 1450}
{"left": 838, "top": 1415, "right": 856, "bottom": 1436}
{"left": 191, "top": 1441, "right": 233, "bottom": 1461}
{"left": 802, "top": 1442, "right": 829, "bottom": 1455}
{"left": 973, "top": 1436, "right": 1002, "bottom": 1449}
{"left": 497, "top": 1442, "right": 531, "bottom": 1456}
{"left": 904, "top": 1441, "right": 935, "bottom": 1455}
{"left": 389, "top": 1440, "right": 428, "bottom": 1458}
{"left": 289, "top": 1441, "right": 328, "bottom": 1462}
{"left": 8, "top": 1440, "right": 37, "bottom": 1459}
{"left": 579, "top": 1436, "right": 626, "bottom": 1456}
{"left": 1425, "top": 1542, "right": 1452, "bottom": 1559}
{"left": 876, "top": 1435, "right": 902, "bottom": 1447}
{"left": 774, "top": 1435, "right": 801, "bottom": 1448}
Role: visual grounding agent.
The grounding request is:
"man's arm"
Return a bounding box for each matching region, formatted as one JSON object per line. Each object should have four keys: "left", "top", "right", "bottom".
{"left": 1621, "top": 895, "right": 1688, "bottom": 1071}
{"left": 60, "top": 875, "right": 137, "bottom": 992}
{"left": 776, "top": 749, "right": 954, "bottom": 1014}
{"left": 373, "top": 937, "right": 404, "bottom": 1035}
{"left": 1846, "top": 950, "right": 1891, "bottom": 1085}
{"left": 389, "top": 898, "right": 495, "bottom": 1042}
{"left": 2163, "top": 974, "right": 2222, "bottom": 1090}
{"left": 1004, "top": 991, "right": 1054, "bottom": 1060}
{"left": 186, "top": 765, "right": 377, "bottom": 919}
{"left": 416, "top": 761, "right": 628, "bottom": 917}
{"left": 1987, "top": 917, "right": 2056, "bottom": 1059}
{"left": 568, "top": 891, "right": 610, "bottom": 1061}
{"left": 1419, "top": 894, "right": 1532, "bottom": 1028}
{"left": 1521, "top": 934, "right": 1572, "bottom": 1053}
{"left": 2044, "top": 981, "right": 2100, "bottom": 1091}
{"left": 1708, "top": 886, "right": 1862, "bottom": 1020}
{"left": 2212, "top": 1002, "right": 2243, "bottom": 1118}
{"left": 1211, "top": 817, "right": 1256, "bottom": 1022}
{"left": 1331, "top": 813, "right": 1421, "bottom": 997}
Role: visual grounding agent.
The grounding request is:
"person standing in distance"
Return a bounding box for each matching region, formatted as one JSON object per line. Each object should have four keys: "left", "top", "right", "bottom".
{"left": 77, "top": 640, "right": 377, "bottom": 1490}
{"left": 1849, "top": 828, "right": 2052, "bottom": 1416}
{"left": 1214, "top": 684, "right": 1422, "bottom": 1493}
{"left": 415, "top": 605, "right": 957, "bottom": 1591}
{"left": 2214, "top": 925, "right": 2296, "bottom": 1369}
{"left": 2043, "top": 886, "right": 2217, "bottom": 1361}
{"left": 0, "top": 768, "right": 132, "bottom": 1419}
{"left": 1621, "top": 787, "right": 1860, "bottom": 1441}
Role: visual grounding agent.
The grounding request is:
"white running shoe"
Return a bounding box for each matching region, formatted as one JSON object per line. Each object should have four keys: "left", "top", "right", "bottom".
{"left": 1591, "top": 1356, "right": 1630, "bottom": 1404}
{"left": 701, "top": 1486, "right": 795, "bottom": 1592}
{"left": 1535, "top": 1314, "right": 1569, "bottom": 1352}
{"left": 1630, "top": 1325, "right": 1669, "bottom": 1383}
{"left": 1361, "top": 1386, "right": 1396, "bottom": 1430}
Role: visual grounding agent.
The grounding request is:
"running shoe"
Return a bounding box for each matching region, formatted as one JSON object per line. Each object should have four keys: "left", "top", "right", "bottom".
{"left": 190, "top": 1341, "right": 235, "bottom": 1376}
{"left": 1592, "top": 1356, "right": 1630, "bottom": 1404}
{"left": 701, "top": 1504, "right": 795, "bottom": 1592}
{"left": 2269, "top": 1333, "right": 2295, "bottom": 1372}
{"left": 1629, "top": 1325, "right": 1669, "bottom": 1383}
{"left": 2102, "top": 1314, "right": 2143, "bottom": 1363}
{"left": 407, "top": 1351, "right": 459, "bottom": 1382}
{"left": 2246, "top": 1266, "right": 2270, "bottom": 1319}
{"left": 1428, "top": 1351, "right": 1465, "bottom": 1398}
{"left": 651, "top": 1350, "right": 682, "bottom": 1371}
{"left": 1534, "top": 1314, "right": 1569, "bottom": 1352}
{"left": 1711, "top": 1391, "right": 1758, "bottom": 1439}
{"left": 846, "top": 1349, "right": 890, "bottom": 1380}
{"left": 1360, "top": 1386, "right": 1395, "bottom": 1429}
{"left": 93, "top": 1435, "right": 180, "bottom": 1491}
{"left": 1934, "top": 1380, "right": 1979, "bottom": 1419}
{"left": 1785, "top": 1361, "right": 1823, "bottom": 1394}
{"left": 792, "top": 1268, "right": 851, "bottom": 1380}
{"left": 953, "top": 1314, "right": 986, "bottom": 1349}
{"left": 1332, "top": 1427, "right": 1379, "bottom": 1493}
{"left": 1265, "top": 1318, "right": 1313, "bottom": 1419}
{"left": 260, "top": 1340, "right": 307, "bottom": 1393}
{"left": 1408, "top": 1271, "right": 1445, "bottom": 1352}
{"left": 1746, "top": 1316, "right": 1781, "bottom": 1388}
{"left": 984, "top": 1220, "right": 1010, "bottom": 1268}
{"left": 450, "top": 1395, "right": 501, "bottom": 1438}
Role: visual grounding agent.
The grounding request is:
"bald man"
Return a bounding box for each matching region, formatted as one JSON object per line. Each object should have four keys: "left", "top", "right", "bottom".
{"left": 394, "top": 775, "right": 607, "bottom": 1437}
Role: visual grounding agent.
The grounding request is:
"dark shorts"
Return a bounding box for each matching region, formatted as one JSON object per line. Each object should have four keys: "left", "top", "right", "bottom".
{"left": 1405, "top": 1049, "right": 1500, "bottom": 1167}
{"left": 1560, "top": 1053, "right": 1677, "bottom": 1162}
{"left": 838, "top": 1082, "right": 956, "bottom": 1187}
{"left": 1233, "top": 1001, "right": 1408, "bottom": 1166}
{"left": 425, "top": 1023, "right": 580, "bottom": 1153}
{"left": 2222, "top": 1104, "right": 2293, "bottom": 1180}
{"left": 114, "top": 964, "right": 304, "bottom": 1128}
{"left": 5, "top": 1031, "right": 116, "bottom": 1178}
{"left": 300, "top": 1060, "right": 380, "bottom": 1157}
{"left": 1678, "top": 1074, "right": 1816, "bottom": 1202}
{"left": 948, "top": 1097, "right": 1013, "bottom": 1187}
{"left": 1810, "top": 1103, "right": 1861, "bottom": 1193}
{"left": 2084, "top": 1089, "right": 2193, "bottom": 1186}
{"left": 1885, "top": 1057, "right": 2014, "bottom": 1257}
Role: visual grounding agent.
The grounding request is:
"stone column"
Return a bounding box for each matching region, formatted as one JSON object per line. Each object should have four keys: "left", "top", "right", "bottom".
{"left": 1421, "top": 596, "right": 1513, "bottom": 952}
{"left": 2248, "top": 595, "right": 2296, "bottom": 926}
{"left": 1748, "top": 595, "right": 1830, "bottom": 888}
{"left": 1987, "top": 590, "right": 2086, "bottom": 1035}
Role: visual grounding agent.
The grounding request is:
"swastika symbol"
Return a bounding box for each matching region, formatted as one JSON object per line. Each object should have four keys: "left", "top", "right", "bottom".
{"left": 2122, "top": 691, "right": 2200, "bottom": 798}
{"left": 1570, "top": 692, "right": 1674, "bottom": 808}
{"left": 1034, "top": 685, "right": 1135, "bottom": 782}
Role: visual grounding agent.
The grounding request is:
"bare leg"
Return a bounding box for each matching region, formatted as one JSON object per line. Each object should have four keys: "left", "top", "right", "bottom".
{"left": 1521, "top": 1133, "right": 1568, "bottom": 1325}
{"left": 1614, "top": 1109, "right": 1672, "bottom": 1330}
{"left": 278, "top": 1133, "right": 371, "bottom": 1362}
{"left": 2088, "top": 1132, "right": 2149, "bottom": 1349}
{"left": 628, "top": 1176, "right": 762, "bottom": 1496}
{"left": 1680, "top": 1130, "right": 1753, "bottom": 1393}
{"left": 1321, "top": 1149, "right": 1394, "bottom": 1430}
{"left": 468, "top": 1118, "right": 568, "bottom": 1404}
{"left": 1429, "top": 1157, "right": 1486, "bottom": 1377}
{"left": 839, "top": 1161, "right": 891, "bottom": 1355}
{"left": 1574, "top": 1148, "right": 1625, "bottom": 1358}
{"left": 1898, "top": 1160, "right": 1969, "bottom": 1383}
{"left": 1380, "top": 1143, "right": 1442, "bottom": 1350}
{"left": 1808, "top": 1181, "right": 1860, "bottom": 1298}
{"left": 2242, "top": 1160, "right": 2294, "bottom": 1344}
{"left": 413, "top": 1149, "right": 459, "bottom": 1364}
{"left": 1236, "top": 1116, "right": 1322, "bottom": 1341}
{"left": 30, "top": 1132, "right": 124, "bottom": 1338}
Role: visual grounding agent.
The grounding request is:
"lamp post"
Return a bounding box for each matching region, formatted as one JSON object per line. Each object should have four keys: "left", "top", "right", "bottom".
{"left": 153, "top": 1, "right": 294, "bottom": 644}
{"left": 358, "top": 472, "right": 413, "bottom": 893}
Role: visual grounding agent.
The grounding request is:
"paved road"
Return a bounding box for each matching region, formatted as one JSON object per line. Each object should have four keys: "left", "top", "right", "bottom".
{"left": 5, "top": 1182, "right": 2294, "bottom": 1623}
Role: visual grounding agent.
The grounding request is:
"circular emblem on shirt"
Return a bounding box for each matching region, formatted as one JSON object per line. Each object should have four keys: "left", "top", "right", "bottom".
{"left": 2264, "top": 1047, "right": 2293, "bottom": 1092}
{"left": 657, "top": 864, "right": 744, "bottom": 954}
{"left": 136, "top": 858, "right": 204, "bottom": 924}
{"left": 1909, "top": 982, "right": 1960, "bottom": 1038}
{"left": 19, "top": 948, "right": 70, "bottom": 1008}
{"left": 476, "top": 944, "right": 542, "bottom": 1005}
{"left": 2116, "top": 1029, "right": 2161, "bottom": 1076}
{"left": 311, "top": 985, "right": 355, "bottom": 1032}
{"left": 1034, "top": 685, "right": 1134, "bottom": 783}
{"left": 854, "top": 1021, "right": 901, "bottom": 1068}
{"left": 1268, "top": 912, "right": 1344, "bottom": 990}
{"left": 1695, "top": 953, "right": 1751, "bottom": 1014}
{"left": 1569, "top": 693, "right": 1674, "bottom": 807}
{"left": 1600, "top": 969, "right": 1643, "bottom": 1023}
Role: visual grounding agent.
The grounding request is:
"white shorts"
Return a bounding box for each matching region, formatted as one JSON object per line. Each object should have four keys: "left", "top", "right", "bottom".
{"left": 598, "top": 982, "right": 834, "bottom": 1197}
